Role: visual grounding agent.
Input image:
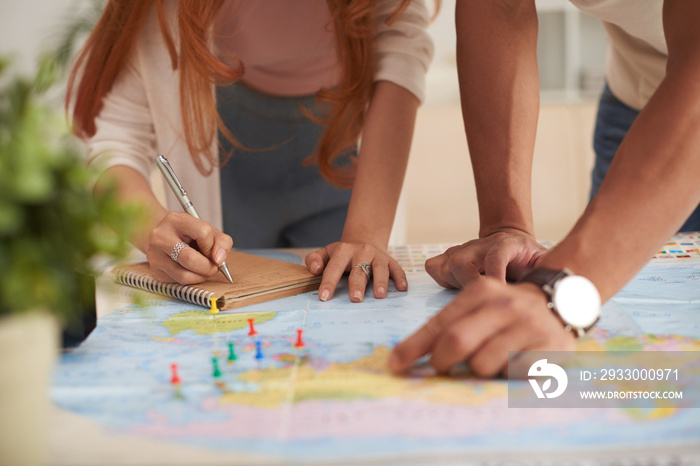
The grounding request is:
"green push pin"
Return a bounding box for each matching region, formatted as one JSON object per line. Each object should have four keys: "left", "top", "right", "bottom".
{"left": 212, "top": 357, "right": 222, "bottom": 378}
{"left": 227, "top": 342, "right": 237, "bottom": 364}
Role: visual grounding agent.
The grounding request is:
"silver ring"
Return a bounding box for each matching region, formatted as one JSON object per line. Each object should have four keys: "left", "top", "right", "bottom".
{"left": 354, "top": 262, "right": 372, "bottom": 281}
{"left": 170, "top": 242, "right": 187, "bottom": 263}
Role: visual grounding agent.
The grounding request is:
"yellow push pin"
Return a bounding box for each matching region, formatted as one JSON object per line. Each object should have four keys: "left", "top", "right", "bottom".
{"left": 209, "top": 296, "right": 220, "bottom": 314}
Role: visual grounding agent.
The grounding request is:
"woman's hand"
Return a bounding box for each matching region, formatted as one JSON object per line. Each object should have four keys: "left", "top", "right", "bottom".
{"left": 388, "top": 277, "right": 576, "bottom": 377}
{"left": 305, "top": 242, "right": 408, "bottom": 303}
{"left": 303, "top": 82, "right": 415, "bottom": 303}
{"left": 146, "top": 211, "right": 233, "bottom": 284}
{"left": 426, "top": 228, "right": 548, "bottom": 289}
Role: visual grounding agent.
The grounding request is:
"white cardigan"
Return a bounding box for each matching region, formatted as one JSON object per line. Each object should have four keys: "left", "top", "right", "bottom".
{"left": 86, "top": 0, "right": 434, "bottom": 231}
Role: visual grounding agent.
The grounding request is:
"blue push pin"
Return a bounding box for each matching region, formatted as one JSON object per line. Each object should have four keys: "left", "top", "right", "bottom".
{"left": 255, "top": 340, "right": 263, "bottom": 360}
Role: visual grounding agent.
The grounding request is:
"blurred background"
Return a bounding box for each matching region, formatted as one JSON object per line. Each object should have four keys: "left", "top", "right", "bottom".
{"left": 0, "top": 0, "right": 609, "bottom": 245}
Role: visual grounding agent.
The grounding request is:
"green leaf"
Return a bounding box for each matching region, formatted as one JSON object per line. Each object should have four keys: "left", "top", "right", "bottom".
{"left": 0, "top": 202, "right": 23, "bottom": 234}
{"left": 0, "top": 54, "right": 138, "bottom": 319}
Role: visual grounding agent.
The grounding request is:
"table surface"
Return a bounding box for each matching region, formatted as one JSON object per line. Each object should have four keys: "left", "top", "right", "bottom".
{"left": 49, "top": 238, "right": 700, "bottom": 465}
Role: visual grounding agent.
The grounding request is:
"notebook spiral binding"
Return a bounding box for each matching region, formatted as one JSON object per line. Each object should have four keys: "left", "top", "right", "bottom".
{"left": 114, "top": 269, "right": 215, "bottom": 308}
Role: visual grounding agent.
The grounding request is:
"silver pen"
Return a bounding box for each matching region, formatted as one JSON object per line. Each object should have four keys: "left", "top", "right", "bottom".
{"left": 155, "top": 155, "right": 233, "bottom": 283}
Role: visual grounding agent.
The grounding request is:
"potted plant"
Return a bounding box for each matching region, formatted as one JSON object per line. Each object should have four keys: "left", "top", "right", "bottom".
{"left": 0, "top": 56, "right": 138, "bottom": 466}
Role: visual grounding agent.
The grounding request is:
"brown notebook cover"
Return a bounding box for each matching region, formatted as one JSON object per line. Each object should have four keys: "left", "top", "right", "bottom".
{"left": 113, "top": 250, "right": 321, "bottom": 310}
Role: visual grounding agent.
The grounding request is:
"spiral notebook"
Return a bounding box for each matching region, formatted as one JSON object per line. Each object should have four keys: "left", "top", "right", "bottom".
{"left": 113, "top": 251, "right": 321, "bottom": 311}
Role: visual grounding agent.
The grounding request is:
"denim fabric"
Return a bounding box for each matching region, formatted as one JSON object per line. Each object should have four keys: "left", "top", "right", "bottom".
{"left": 591, "top": 84, "right": 700, "bottom": 232}
{"left": 217, "top": 83, "right": 353, "bottom": 248}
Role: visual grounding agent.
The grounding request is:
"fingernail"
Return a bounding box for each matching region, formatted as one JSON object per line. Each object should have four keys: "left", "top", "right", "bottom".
{"left": 214, "top": 248, "right": 226, "bottom": 265}
{"left": 352, "top": 290, "right": 363, "bottom": 302}
{"left": 400, "top": 281, "right": 408, "bottom": 290}
{"left": 320, "top": 289, "right": 330, "bottom": 302}
{"left": 376, "top": 286, "right": 386, "bottom": 296}
{"left": 312, "top": 262, "right": 322, "bottom": 274}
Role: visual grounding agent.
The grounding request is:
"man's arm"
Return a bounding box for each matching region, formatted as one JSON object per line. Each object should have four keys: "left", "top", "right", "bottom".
{"left": 425, "top": 0, "right": 546, "bottom": 288}
{"left": 535, "top": 0, "right": 700, "bottom": 301}
{"left": 390, "top": 0, "right": 700, "bottom": 377}
{"left": 458, "top": 0, "right": 538, "bottom": 236}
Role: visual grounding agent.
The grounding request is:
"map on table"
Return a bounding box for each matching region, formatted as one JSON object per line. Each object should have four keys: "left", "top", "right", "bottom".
{"left": 52, "top": 237, "right": 700, "bottom": 463}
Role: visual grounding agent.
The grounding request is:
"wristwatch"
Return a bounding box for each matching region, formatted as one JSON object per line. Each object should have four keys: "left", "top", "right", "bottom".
{"left": 518, "top": 268, "right": 601, "bottom": 338}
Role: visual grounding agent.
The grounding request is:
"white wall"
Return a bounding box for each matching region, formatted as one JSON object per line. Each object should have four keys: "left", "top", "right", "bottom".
{"left": 402, "top": 101, "right": 598, "bottom": 245}
{"left": 0, "top": 0, "right": 78, "bottom": 75}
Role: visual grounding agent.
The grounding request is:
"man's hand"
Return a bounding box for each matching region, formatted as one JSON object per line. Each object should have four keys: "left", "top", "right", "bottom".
{"left": 425, "top": 229, "right": 547, "bottom": 289}
{"left": 388, "top": 277, "right": 576, "bottom": 377}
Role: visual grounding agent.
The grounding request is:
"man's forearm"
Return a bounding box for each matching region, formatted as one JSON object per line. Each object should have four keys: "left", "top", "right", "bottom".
{"left": 456, "top": 0, "right": 539, "bottom": 237}
{"left": 537, "top": 0, "right": 700, "bottom": 300}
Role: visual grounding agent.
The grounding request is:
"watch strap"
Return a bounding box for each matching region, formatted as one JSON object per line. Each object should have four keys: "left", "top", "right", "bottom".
{"left": 517, "top": 268, "right": 572, "bottom": 296}
{"left": 518, "top": 268, "right": 597, "bottom": 337}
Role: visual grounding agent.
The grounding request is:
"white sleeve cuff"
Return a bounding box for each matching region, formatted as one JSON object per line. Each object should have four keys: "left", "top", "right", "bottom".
{"left": 374, "top": 0, "right": 435, "bottom": 103}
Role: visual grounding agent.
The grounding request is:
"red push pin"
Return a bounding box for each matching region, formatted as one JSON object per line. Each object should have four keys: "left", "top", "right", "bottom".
{"left": 247, "top": 318, "right": 258, "bottom": 336}
{"left": 170, "top": 363, "right": 181, "bottom": 386}
{"left": 294, "top": 329, "right": 305, "bottom": 348}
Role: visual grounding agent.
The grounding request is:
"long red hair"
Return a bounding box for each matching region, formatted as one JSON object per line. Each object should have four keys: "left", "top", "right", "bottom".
{"left": 67, "top": 0, "right": 417, "bottom": 188}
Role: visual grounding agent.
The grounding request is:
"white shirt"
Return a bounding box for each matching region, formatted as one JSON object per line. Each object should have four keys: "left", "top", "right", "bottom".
{"left": 569, "top": 0, "right": 666, "bottom": 110}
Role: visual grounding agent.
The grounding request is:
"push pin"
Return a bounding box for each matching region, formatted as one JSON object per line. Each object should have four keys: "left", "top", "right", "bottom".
{"left": 212, "top": 357, "right": 222, "bottom": 378}
{"left": 227, "top": 342, "right": 237, "bottom": 364}
{"left": 209, "top": 296, "right": 219, "bottom": 314}
{"left": 247, "top": 318, "right": 258, "bottom": 336}
{"left": 170, "top": 363, "right": 181, "bottom": 386}
{"left": 170, "top": 363, "right": 183, "bottom": 399}
{"left": 294, "top": 329, "right": 305, "bottom": 349}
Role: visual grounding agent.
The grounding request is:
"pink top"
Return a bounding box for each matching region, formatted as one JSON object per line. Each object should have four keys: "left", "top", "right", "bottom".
{"left": 87, "top": 0, "right": 433, "bottom": 229}
{"left": 214, "top": 0, "right": 340, "bottom": 96}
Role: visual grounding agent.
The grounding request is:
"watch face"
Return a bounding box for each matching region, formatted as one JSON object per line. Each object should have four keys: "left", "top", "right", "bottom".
{"left": 551, "top": 275, "right": 601, "bottom": 329}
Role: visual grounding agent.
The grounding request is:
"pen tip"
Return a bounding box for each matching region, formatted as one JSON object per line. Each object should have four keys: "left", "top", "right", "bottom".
{"left": 220, "top": 263, "right": 233, "bottom": 284}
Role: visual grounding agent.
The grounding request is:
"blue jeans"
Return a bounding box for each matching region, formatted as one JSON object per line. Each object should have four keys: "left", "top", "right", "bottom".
{"left": 591, "top": 84, "right": 700, "bottom": 232}
{"left": 217, "top": 83, "right": 353, "bottom": 248}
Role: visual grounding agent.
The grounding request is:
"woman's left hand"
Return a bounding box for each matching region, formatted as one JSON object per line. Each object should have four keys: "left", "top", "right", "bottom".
{"left": 305, "top": 242, "right": 408, "bottom": 303}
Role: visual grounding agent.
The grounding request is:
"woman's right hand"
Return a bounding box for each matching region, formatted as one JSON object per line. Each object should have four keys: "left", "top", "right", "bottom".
{"left": 145, "top": 211, "right": 233, "bottom": 284}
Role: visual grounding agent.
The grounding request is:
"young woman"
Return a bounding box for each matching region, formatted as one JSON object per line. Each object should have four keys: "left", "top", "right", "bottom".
{"left": 68, "top": 0, "right": 434, "bottom": 302}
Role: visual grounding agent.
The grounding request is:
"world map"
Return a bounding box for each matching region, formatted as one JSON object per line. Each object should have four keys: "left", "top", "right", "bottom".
{"left": 52, "top": 240, "right": 700, "bottom": 463}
